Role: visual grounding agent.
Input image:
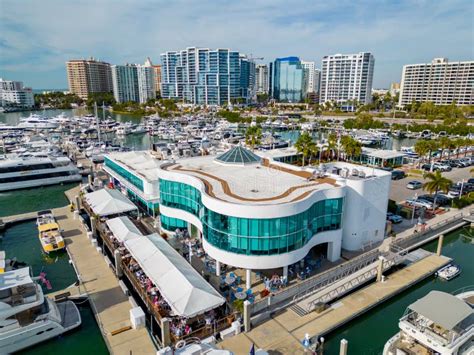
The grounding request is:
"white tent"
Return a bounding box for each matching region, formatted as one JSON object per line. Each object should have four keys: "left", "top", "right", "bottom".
{"left": 84, "top": 189, "right": 138, "bottom": 217}
{"left": 106, "top": 216, "right": 143, "bottom": 242}
{"left": 125, "top": 234, "right": 225, "bottom": 318}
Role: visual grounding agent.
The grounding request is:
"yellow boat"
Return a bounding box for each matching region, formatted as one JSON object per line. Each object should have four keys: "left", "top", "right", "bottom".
{"left": 37, "top": 211, "right": 65, "bottom": 254}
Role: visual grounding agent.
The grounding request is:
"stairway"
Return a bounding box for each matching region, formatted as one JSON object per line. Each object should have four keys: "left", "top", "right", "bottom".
{"left": 290, "top": 304, "right": 308, "bottom": 317}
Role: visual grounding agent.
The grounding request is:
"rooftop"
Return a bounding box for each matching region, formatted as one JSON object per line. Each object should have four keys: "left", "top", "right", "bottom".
{"left": 106, "top": 151, "right": 162, "bottom": 182}
{"left": 362, "top": 147, "right": 406, "bottom": 159}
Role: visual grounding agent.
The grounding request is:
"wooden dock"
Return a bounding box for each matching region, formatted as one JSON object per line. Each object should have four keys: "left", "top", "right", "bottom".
{"left": 219, "top": 253, "right": 451, "bottom": 354}
{"left": 0, "top": 211, "right": 38, "bottom": 229}
{"left": 49, "top": 205, "right": 156, "bottom": 354}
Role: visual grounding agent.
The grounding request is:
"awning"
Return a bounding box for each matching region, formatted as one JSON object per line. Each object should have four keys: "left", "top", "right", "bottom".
{"left": 84, "top": 188, "right": 138, "bottom": 217}
{"left": 125, "top": 234, "right": 225, "bottom": 318}
{"left": 409, "top": 291, "right": 473, "bottom": 330}
{"left": 106, "top": 216, "right": 143, "bottom": 242}
{"left": 0, "top": 267, "right": 32, "bottom": 291}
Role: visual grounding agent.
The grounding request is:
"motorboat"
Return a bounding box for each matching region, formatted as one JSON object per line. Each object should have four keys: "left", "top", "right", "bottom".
{"left": 436, "top": 263, "right": 461, "bottom": 281}
{"left": 17, "top": 114, "right": 59, "bottom": 130}
{"left": 383, "top": 290, "right": 474, "bottom": 355}
{"left": 36, "top": 210, "right": 65, "bottom": 253}
{"left": 0, "top": 267, "right": 82, "bottom": 353}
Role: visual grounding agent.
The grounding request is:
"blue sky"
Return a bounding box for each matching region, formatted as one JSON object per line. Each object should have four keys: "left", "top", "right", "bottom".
{"left": 0, "top": 0, "right": 473, "bottom": 89}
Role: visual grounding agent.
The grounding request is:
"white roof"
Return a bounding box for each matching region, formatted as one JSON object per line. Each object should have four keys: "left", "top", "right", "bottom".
{"left": 362, "top": 147, "right": 405, "bottom": 159}
{"left": 105, "top": 151, "right": 161, "bottom": 182}
{"left": 84, "top": 188, "right": 137, "bottom": 217}
{"left": 125, "top": 234, "right": 225, "bottom": 318}
{"left": 106, "top": 216, "right": 143, "bottom": 242}
{"left": 410, "top": 291, "right": 474, "bottom": 330}
{"left": 0, "top": 267, "right": 33, "bottom": 291}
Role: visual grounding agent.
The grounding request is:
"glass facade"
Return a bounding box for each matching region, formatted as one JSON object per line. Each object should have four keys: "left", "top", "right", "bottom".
{"left": 159, "top": 178, "right": 344, "bottom": 257}
{"left": 161, "top": 215, "right": 187, "bottom": 231}
{"left": 105, "top": 157, "right": 144, "bottom": 191}
{"left": 272, "top": 57, "right": 304, "bottom": 102}
{"left": 126, "top": 189, "right": 159, "bottom": 216}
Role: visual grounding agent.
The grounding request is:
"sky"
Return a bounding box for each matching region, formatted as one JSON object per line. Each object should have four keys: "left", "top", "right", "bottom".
{"left": 0, "top": 0, "right": 473, "bottom": 89}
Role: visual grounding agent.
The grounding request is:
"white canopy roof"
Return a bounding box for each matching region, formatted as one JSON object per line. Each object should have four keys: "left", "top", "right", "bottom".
{"left": 106, "top": 216, "right": 143, "bottom": 242}
{"left": 125, "top": 234, "right": 225, "bottom": 318}
{"left": 410, "top": 291, "right": 473, "bottom": 330}
{"left": 0, "top": 267, "right": 32, "bottom": 291}
{"left": 84, "top": 188, "right": 137, "bottom": 217}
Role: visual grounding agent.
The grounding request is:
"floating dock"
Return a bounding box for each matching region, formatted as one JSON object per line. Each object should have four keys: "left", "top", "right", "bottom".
{"left": 219, "top": 253, "right": 451, "bottom": 354}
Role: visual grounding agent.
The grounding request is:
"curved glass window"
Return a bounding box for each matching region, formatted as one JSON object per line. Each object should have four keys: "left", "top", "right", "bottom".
{"left": 159, "top": 179, "right": 201, "bottom": 217}
{"left": 161, "top": 215, "right": 187, "bottom": 231}
{"left": 105, "top": 157, "right": 144, "bottom": 191}
{"left": 202, "top": 198, "right": 343, "bottom": 256}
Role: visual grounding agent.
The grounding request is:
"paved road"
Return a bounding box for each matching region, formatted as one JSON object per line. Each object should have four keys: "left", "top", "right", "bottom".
{"left": 389, "top": 165, "right": 473, "bottom": 203}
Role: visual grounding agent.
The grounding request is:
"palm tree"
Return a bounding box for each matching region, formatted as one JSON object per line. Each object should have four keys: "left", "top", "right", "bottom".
{"left": 414, "top": 140, "right": 430, "bottom": 166}
{"left": 295, "top": 131, "right": 317, "bottom": 166}
{"left": 454, "top": 138, "right": 466, "bottom": 158}
{"left": 437, "top": 137, "right": 451, "bottom": 161}
{"left": 325, "top": 132, "right": 338, "bottom": 161}
{"left": 341, "top": 136, "right": 362, "bottom": 162}
{"left": 423, "top": 170, "right": 452, "bottom": 210}
{"left": 245, "top": 125, "right": 262, "bottom": 150}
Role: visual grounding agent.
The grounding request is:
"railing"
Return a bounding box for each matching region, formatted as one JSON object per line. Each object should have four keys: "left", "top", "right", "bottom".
{"left": 170, "top": 314, "right": 235, "bottom": 343}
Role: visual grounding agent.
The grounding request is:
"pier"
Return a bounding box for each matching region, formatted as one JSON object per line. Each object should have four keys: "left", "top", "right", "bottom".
{"left": 219, "top": 253, "right": 451, "bottom": 354}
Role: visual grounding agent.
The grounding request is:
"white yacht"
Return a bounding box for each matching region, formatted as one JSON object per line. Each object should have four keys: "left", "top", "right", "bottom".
{"left": 0, "top": 267, "right": 82, "bottom": 353}
{"left": 17, "top": 114, "right": 59, "bottom": 130}
{"left": 0, "top": 154, "right": 81, "bottom": 191}
{"left": 383, "top": 290, "right": 474, "bottom": 355}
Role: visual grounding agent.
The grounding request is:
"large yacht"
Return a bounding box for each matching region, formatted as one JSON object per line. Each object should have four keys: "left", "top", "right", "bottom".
{"left": 17, "top": 114, "right": 59, "bottom": 130}
{"left": 383, "top": 290, "right": 474, "bottom": 355}
{"left": 0, "top": 154, "right": 82, "bottom": 191}
{"left": 0, "top": 267, "right": 82, "bottom": 353}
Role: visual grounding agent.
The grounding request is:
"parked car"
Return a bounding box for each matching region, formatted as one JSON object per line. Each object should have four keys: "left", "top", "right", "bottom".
{"left": 387, "top": 212, "right": 403, "bottom": 224}
{"left": 459, "top": 158, "right": 473, "bottom": 166}
{"left": 419, "top": 194, "right": 450, "bottom": 206}
{"left": 448, "top": 159, "right": 466, "bottom": 168}
{"left": 433, "top": 162, "right": 452, "bottom": 172}
{"left": 468, "top": 178, "right": 474, "bottom": 185}
{"left": 406, "top": 180, "right": 423, "bottom": 190}
{"left": 391, "top": 170, "right": 406, "bottom": 180}
{"left": 406, "top": 198, "right": 434, "bottom": 209}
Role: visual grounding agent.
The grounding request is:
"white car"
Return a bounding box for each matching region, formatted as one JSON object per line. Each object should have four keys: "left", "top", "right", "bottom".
{"left": 406, "top": 198, "right": 434, "bottom": 209}
{"left": 406, "top": 181, "right": 422, "bottom": 190}
{"left": 433, "top": 163, "right": 451, "bottom": 172}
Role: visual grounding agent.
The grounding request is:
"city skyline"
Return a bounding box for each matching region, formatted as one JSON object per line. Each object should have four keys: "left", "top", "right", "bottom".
{"left": 1, "top": 0, "right": 472, "bottom": 89}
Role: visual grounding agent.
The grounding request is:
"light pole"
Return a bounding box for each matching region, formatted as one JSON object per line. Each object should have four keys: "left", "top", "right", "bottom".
{"left": 460, "top": 179, "right": 466, "bottom": 196}
{"left": 411, "top": 193, "right": 418, "bottom": 225}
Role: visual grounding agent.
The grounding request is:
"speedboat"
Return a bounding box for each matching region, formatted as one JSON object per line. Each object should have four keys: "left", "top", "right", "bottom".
{"left": 36, "top": 210, "right": 65, "bottom": 253}
{"left": 0, "top": 267, "right": 82, "bottom": 353}
{"left": 17, "top": 114, "right": 59, "bottom": 130}
{"left": 435, "top": 263, "right": 461, "bottom": 281}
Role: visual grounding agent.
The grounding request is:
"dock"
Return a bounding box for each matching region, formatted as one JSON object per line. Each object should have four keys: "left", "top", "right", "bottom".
{"left": 0, "top": 211, "right": 38, "bottom": 230}
{"left": 219, "top": 253, "right": 451, "bottom": 354}
{"left": 49, "top": 205, "right": 155, "bottom": 354}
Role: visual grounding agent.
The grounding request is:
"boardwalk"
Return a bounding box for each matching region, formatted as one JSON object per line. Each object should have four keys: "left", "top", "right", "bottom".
{"left": 219, "top": 254, "right": 451, "bottom": 354}
{"left": 52, "top": 205, "right": 156, "bottom": 355}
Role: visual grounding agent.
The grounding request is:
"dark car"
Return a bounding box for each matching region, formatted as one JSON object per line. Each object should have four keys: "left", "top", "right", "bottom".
{"left": 419, "top": 194, "right": 450, "bottom": 206}
{"left": 421, "top": 164, "right": 440, "bottom": 171}
{"left": 468, "top": 178, "right": 474, "bottom": 185}
{"left": 391, "top": 170, "right": 406, "bottom": 180}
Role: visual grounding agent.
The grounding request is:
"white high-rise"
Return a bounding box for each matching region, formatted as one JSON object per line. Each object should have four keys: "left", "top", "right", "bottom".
{"left": 137, "top": 63, "right": 156, "bottom": 104}
{"left": 320, "top": 52, "right": 375, "bottom": 109}
{"left": 256, "top": 64, "right": 269, "bottom": 94}
{"left": 111, "top": 62, "right": 155, "bottom": 103}
{"left": 399, "top": 58, "right": 474, "bottom": 106}
{"left": 301, "top": 61, "right": 316, "bottom": 93}
{"left": 0, "top": 78, "right": 34, "bottom": 108}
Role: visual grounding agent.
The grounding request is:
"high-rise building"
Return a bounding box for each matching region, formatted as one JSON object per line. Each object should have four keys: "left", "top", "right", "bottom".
{"left": 0, "top": 78, "right": 34, "bottom": 108}
{"left": 320, "top": 52, "right": 375, "bottom": 110}
{"left": 111, "top": 61, "right": 155, "bottom": 104}
{"left": 160, "top": 47, "right": 252, "bottom": 106}
{"left": 271, "top": 57, "right": 305, "bottom": 102}
{"left": 256, "top": 64, "right": 269, "bottom": 94}
{"left": 301, "top": 61, "right": 316, "bottom": 94}
{"left": 145, "top": 58, "right": 162, "bottom": 95}
{"left": 398, "top": 58, "right": 474, "bottom": 106}
{"left": 66, "top": 58, "right": 113, "bottom": 100}
{"left": 239, "top": 55, "right": 256, "bottom": 103}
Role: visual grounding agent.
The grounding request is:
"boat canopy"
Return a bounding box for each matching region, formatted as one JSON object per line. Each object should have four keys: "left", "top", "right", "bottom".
{"left": 409, "top": 291, "right": 473, "bottom": 330}
{"left": 84, "top": 188, "right": 138, "bottom": 217}
{"left": 106, "top": 216, "right": 142, "bottom": 243}
{"left": 124, "top": 234, "right": 225, "bottom": 318}
{"left": 38, "top": 222, "right": 59, "bottom": 232}
{"left": 0, "top": 267, "right": 32, "bottom": 291}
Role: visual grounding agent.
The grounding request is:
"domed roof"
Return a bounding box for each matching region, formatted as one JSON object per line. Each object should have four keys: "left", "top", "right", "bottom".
{"left": 214, "top": 146, "right": 261, "bottom": 166}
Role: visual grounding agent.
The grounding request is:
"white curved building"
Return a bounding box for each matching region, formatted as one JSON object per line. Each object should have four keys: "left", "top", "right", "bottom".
{"left": 104, "top": 147, "right": 391, "bottom": 282}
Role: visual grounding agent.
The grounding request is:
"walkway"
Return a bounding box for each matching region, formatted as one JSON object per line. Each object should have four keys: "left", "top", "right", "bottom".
{"left": 52, "top": 205, "right": 156, "bottom": 355}
{"left": 219, "top": 254, "right": 450, "bottom": 353}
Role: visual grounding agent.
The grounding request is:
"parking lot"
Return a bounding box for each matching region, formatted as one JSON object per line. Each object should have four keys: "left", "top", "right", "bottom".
{"left": 389, "top": 166, "right": 473, "bottom": 203}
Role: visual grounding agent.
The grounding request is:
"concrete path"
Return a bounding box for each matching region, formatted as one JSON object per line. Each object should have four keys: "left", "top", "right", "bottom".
{"left": 53, "top": 206, "right": 156, "bottom": 355}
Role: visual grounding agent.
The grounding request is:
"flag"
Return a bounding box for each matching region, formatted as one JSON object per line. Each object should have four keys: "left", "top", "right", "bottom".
{"left": 249, "top": 343, "right": 255, "bottom": 355}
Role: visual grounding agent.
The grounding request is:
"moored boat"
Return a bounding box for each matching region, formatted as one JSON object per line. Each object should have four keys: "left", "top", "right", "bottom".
{"left": 36, "top": 210, "right": 65, "bottom": 254}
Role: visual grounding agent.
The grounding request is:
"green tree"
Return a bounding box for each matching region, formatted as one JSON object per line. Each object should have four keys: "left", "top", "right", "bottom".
{"left": 340, "top": 136, "right": 362, "bottom": 161}
{"left": 86, "top": 92, "right": 115, "bottom": 107}
{"left": 423, "top": 170, "right": 453, "bottom": 209}
{"left": 414, "top": 140, "right": 430, "bottom": 164}
{"left": 245, "top": 125, "right": 262, "bottom": 150}
{"left": 295, "top": 131, "right": 317, "bottom": 166}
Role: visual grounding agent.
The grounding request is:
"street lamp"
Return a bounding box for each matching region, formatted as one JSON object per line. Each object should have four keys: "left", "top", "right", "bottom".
{"left": 411, "top": 193, "right": 418, "bottom": 225}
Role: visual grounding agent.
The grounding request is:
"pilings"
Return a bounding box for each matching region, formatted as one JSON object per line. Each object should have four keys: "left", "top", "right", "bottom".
{"left": 436, "top": 234, "right": 444, "bottom": 256}
{"left": 339, "top": 339, "right": 348, "bottom": 355}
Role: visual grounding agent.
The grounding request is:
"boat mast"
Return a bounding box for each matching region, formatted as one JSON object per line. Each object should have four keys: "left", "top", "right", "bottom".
{"left": 94, "top": 102, "right": 101, "bottom": 145}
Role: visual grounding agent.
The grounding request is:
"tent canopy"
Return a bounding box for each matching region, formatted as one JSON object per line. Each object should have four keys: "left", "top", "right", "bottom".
{"left": 85, "top": 189, "right": 137, "bottom": 217}
{"left": 125, "top": 234, "right": 225, "bottom": 318}
{"left": 409, "top": 291, "right": 473, "bottom": 330}
{"left": 106, "top": 216, "right": 143, "bottom": 242}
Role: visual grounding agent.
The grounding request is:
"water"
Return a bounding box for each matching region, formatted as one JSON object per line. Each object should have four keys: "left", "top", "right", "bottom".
{"left": 0, "top": 183, "right": 76, "bottom": 217}
{"left": 323, "top": 228, "right": 474, "bottom": 355}
{"left": 0, "top": 196, "right": 108, "bottom": 354}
